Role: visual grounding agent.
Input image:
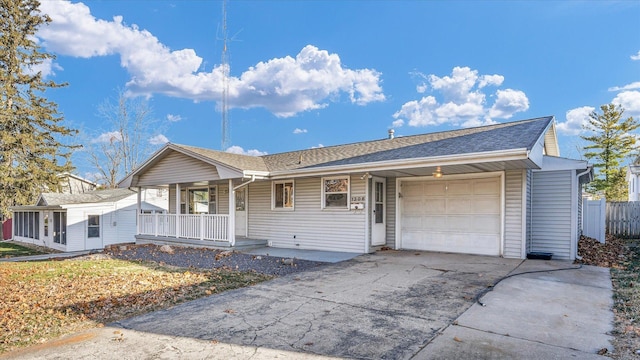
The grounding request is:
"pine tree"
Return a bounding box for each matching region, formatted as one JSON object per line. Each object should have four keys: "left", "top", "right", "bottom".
{"left": 582, "top": 104, "right": 639, "bottom": 201}
{"left": 0, "top": 0, "right": 78, "bottom": 217}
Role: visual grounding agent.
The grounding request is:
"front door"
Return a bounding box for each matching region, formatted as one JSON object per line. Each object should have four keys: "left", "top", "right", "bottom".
{"left": 85, "top": 213, "right": 103, "bottom": 250}
{"left": 371, "top": 177, "right": 386, "bottom": 246}
{"left": 235, "top": 188, "right": 247, "bottom": 237}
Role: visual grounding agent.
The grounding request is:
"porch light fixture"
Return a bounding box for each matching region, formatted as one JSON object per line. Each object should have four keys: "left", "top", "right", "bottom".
{"left": 432, "top": 166, "right": 443, "bottom": 178}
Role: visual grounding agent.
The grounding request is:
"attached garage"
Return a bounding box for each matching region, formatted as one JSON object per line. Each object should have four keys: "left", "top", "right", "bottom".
{"left": 398, "top": 174, "right": 502, "bottom": 256}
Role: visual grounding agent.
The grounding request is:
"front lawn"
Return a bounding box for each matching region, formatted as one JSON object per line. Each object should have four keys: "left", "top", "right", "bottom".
{"left": 0, "top": 257, "right": 271, "bottom": 354}
{"left": 0, "top": 242, "right": 47, "bottom": 258}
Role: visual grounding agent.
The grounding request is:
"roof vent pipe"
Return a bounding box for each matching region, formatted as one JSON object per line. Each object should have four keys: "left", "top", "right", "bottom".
{"left": 388, "top": 129, "right": 395, "bottom": 139}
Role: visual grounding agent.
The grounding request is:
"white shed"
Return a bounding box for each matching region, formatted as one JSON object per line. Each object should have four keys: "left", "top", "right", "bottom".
{"left": 11, "top": 188, "right": 167, "bottom": 252}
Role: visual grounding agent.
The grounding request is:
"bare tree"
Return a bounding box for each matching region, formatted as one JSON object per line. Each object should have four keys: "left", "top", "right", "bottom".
{"left": 85, "top": 90, "right": 161, "bottom": 188}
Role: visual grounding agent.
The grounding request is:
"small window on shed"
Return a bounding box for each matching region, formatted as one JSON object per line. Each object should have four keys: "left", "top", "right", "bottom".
{"left": 87, "top": 215, "right": 100, "bottom": 238}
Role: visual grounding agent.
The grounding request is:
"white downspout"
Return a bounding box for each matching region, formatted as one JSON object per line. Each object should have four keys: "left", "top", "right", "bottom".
{"left": 175, "top": 184, "right": 181, "bottom": 238}
{"left": 575, "top": 165, "right": 593, "bottom": 256}
{"left": 136, "top": 187, "right": 141, "bottom": 235}
{"left": 228, "top": 179, "right": 235, "bottom": 246}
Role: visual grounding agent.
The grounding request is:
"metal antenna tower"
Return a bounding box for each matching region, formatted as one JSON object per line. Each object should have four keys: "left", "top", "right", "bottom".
{"left": 220, "top": 0, "right": 230, "bottom": 150}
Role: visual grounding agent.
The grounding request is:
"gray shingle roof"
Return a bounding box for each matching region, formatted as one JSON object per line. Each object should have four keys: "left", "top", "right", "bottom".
{"left": 261, "top": 116, "right": 552, "bottom": 171}
{"left": 173, "top": 144, "right": 270, "bottom": 172}
{"left": 299, "top": 117, "right": 552, "bottom": 169}
{"left": 38, "top": 188, "right": 135, "bottom": 206}
{"left": 154, "top": 116, "right": 552, "bottom": 175}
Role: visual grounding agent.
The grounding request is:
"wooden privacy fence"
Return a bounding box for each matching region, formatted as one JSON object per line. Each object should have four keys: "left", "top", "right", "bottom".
{"left": 606, "top": 202, "right": 640, "bottom": 238}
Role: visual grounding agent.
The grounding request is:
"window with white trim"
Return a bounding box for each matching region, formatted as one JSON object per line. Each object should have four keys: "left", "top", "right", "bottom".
{"left": 272, "top": 180, "right": 294, "bottom": 210}
{"left": 87, "top": 215, "right": 100, "bottom": 238}
{"left": 322, "top": 176, "right": 350, "bottom": 209}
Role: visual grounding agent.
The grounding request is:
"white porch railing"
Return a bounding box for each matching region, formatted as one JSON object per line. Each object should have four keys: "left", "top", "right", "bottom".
{"left": 138, "top": 214, "right": 229, "bottom": 242}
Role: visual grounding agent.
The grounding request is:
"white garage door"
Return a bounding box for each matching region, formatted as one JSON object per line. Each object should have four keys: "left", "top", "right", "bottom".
{"left": 401, "top": 176, "right": 501, "bottom": 256}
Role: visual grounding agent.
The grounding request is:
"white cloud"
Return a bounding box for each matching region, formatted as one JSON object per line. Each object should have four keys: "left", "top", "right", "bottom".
{"left": 613, "top": 90, "right": 640, "bottom": 119}
{"left": 631, "top": 50, "right": 640, "bottom": 61}
{"left": 556, "top": 106, "right": 594, "bottom": 136}
{"left": 392, "top": 119, "right": 404, "bottom": 128}
{"left": 609, "top": 82, "right": 640, "bottom": 92}
{"left": 37, "top": 1, "right": 384, "bottom": 117}
{"left": 478, "top": 74, "right": 504, "bottom": 88}
{"left": 416, "top": 83, "right": 428, "bottom": 94}
{"left": 311, "top": 144, "right": 324, "bottom": 149}
{"left": 149, "top": 134, "right": 169, "bottom": 145}
{"left": 225, "top": 145, "right": 267, "bottom": 156}
{"left": 166, "top": 114, "right": 182, "bottom": 122}
{"left": 489, "top": 89, "right": 530, "bottom": 119}
{"left": 393, "top": 67, "right": 528, "bottom": 128}
{"left": 293, "top": 128, "right": 308, "bottom": 134}
{"left": 93, "top": 131, "right": 122, "bottom": 143}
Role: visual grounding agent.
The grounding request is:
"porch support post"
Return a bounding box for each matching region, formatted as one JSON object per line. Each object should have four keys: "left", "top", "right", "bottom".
{"left": 136, "top": 187, "right": 141, "bottom": 235}
{"left": 228, "top": 179, "right": 235, "bottom": 246}
{"left": 175, "top": 184, "right": 181, "bottom": 238}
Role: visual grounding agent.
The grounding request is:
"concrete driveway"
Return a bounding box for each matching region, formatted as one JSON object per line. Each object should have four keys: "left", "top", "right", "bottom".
{"left": 2, "top": 251, "right": 613, "bottom": 359}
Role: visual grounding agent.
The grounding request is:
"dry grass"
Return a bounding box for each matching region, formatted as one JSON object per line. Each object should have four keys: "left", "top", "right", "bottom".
{"left": 578, "top": 235, "right": 640, "bottom": 359}
{"left": 610, "top": 240, "right": 640, "bottom": 359}
{"left": 0, "top": 256, "right": 271, "bottom": 354}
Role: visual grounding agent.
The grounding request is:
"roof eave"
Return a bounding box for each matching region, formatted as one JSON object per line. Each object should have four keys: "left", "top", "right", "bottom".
{"left": 11, "top": 205, "right": 63, "bottom": 211}
{"left": 269, "top": 148, "right": 531, "bottom": 179}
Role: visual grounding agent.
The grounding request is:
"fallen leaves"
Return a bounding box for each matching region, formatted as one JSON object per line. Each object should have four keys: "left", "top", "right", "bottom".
{"left": 0, "top": 258, "right": 271, "bottom": 354}
{"left": 576, "top": 235, "right": 626, "bottom": 268}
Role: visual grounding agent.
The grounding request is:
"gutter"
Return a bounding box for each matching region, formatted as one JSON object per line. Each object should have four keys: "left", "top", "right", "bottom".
{"left": 577, "top": 165, "right": 593, "bottom": 183}
{"left": 233, "top": 175, "right": 257, "bottom": 191}
{"left": 268, "top": 148, "right": 531, "bottom": 179}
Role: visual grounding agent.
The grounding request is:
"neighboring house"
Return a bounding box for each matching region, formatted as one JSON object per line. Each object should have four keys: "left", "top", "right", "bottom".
{"left": 11, "top": 188, "right": 168, "bottom": 251}
{"left": 1, "top": 173, "right": 97, "bottom": 240}
{"left": 627, "top": 162, "right": 640, "bottom": 201}
{"left": 57, "top": 173, "right": 98, "bottom": 194}
{"left": 119, "top": 116, "right": 592, "bottom": 260}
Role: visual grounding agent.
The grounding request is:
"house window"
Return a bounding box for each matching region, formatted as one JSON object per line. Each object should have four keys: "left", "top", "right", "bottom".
{"left": 273, "top": 181, "right": 294, "bottom": 210}
{"left": 180, "top": 189, "right": 186, "bottom": 214}
{"left": 322, "top": 176, "right": 349, "bottom": 209}
{"left": 44, "top": 213, "right": 49, "bottom": 237}
{"left": 236, "top": 189, "right": 246, "bottom": 211}
{"left": 87, "top": 215, "right": 100, "bottom": 238}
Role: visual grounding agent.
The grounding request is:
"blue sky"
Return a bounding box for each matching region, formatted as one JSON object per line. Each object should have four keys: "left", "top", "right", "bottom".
{"left": 34, "top": 1, "right": 640, "bottom": 180}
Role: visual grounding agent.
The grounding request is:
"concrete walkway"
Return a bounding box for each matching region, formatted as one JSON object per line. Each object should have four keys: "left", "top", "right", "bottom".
{"left": 416, "top": 260, "right": 614, "bottom": 359}
{"left": 240, "top": 247, "right": 361, "bottom": 263}
{"left": 0, "top": 252, "right": 614, "bottom": 359}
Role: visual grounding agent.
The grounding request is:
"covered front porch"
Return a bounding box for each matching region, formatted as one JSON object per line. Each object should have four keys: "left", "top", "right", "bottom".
{"left": 118, "top": 144, "right": 271, "bottom": 250}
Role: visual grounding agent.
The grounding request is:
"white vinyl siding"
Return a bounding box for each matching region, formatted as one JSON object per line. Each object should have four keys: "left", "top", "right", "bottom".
{"left": 137, "top": 151, "right": 221, "bottom": 187}
{"left": 248, "top": 176, "right": 366, "bottom": 253}
{"left": 386, "top": 178, "right": 396, "bottom": 248}
{"left": 504, "top": 170, "right": 525, "bottom": 258}
{"left": 218, "top": 183, "right": 230, "bottom": 215}
{"left": 530, "top": 170, "right": 572, "bottom": 259}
